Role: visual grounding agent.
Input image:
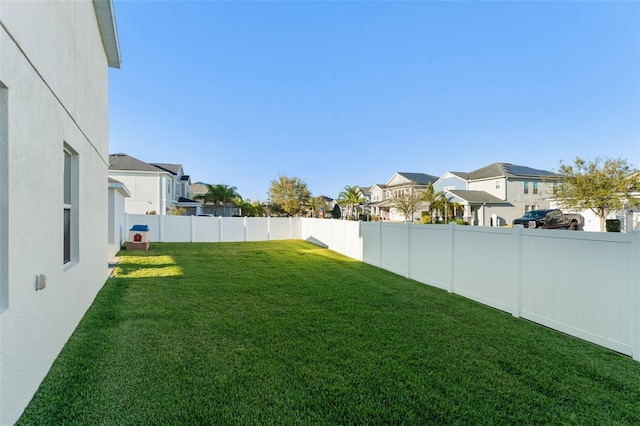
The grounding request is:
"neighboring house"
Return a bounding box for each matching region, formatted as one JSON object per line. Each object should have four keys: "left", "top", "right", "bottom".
{"left": 315, "top": 195, "right": 336, "bottom": 218}
{"left": 0, "top": 1, "right": 120, "bottom": 423}
{"left": 189, "top": 182, "right": 240, "bottom": 217}
{"left": 108, "top": 153, "right": 202, "bottom": 215}
{"left": 369, "top": 172, "right": 439, "bottom": 221}
{"left": 108, "top": 178, "right": 131, "bottom": 257}
{"left": 368, "top": 184, "right": 389, "bottom": 219}
{"left": 434, "top": 163, "right": 558, "bottom": 226}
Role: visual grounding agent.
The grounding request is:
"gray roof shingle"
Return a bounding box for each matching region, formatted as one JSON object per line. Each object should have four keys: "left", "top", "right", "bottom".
{"left": 396, "top": 172, "right": 439, "bottom": 185}
{"left": 109, "top": 153, "right": 161, "bottom": 172}
{"left": 448, "top": 190, "right": 509, "bottom": 204}
{"left": 468, "top": 163, "right": 555, "bottom": 180}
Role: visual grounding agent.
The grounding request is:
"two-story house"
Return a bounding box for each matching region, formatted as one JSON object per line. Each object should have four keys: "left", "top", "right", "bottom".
{"left": 368, "top": 172, "right": 439, "bottom": 221}
{"left": 108, "top": 153, "right": 202, "bottom": 215}
{"left": 434, "top": 163, "right": 558, "bottom": 226}
{"left": 0, "top": 0, "right": 121, "bottom": 423}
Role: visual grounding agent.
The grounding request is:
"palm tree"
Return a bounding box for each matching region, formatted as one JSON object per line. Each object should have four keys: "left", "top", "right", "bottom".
{"left": 195, "top": 184, "right": 240, "bottom": 217}
{"left": 421, "top": 183, "right": 444, "bottom": 223}
{"left": 308, "top": 196, "right": 320, "bottom": 218}
{"left": 337, "top": 185, "right": 365, "bottom": 220}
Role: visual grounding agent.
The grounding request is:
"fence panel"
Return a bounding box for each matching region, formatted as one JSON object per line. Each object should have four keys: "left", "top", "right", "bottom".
{"left": 220, "top": 217, "right": 246, "bottom": 242}
{"left": 269, "top": 218, "right": 292, "bottom": 240}
{"left": 380, "top": 223, "right": 410, "bottom": 277}
{"left": 246, "top": 218, "right": 269, "bottom": 241}
{"left": 289, "top": 218, "right": 302, "bottom": 240}
{"left": 519, "top": 230, "right": 634, "bottom": 355}
{"left": 342, "top": 221, "right": 362, "bottom": 260}
{"left": 163, "top": 216, "right": 191, "bottom": 242}
{"left": 451, "top": 227, "right": 515, "bottom": 313}
{"left": 409, "top": 225, "right": 453, "bottom": 291}
{"left": 193, "top": 216, "right": 220, "bottom": 242}
{"left": 360, "top": 222, "right": 381, "bottom": 266}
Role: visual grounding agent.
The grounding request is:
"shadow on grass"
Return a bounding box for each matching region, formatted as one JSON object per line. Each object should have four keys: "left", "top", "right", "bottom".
{"left": 113, "top": 254, "right": 183, "bottom": 278}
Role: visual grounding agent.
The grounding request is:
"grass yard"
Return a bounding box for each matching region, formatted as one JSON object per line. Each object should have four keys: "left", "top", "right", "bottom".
{"left": 19, "top": 241, "right": 640, "bottom": 425}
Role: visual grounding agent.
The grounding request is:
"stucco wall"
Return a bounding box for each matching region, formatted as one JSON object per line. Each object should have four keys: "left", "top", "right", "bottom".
{"left": 434, "top": 175, "right": 467, "bottom": 192}
{"left": 108, "top": 171, "right": 177, "bottom": 214}
{"left": 0, "top": 1, "right": 111, "bottom": 423}
{"left": 468, "top": 178, "right": 506, "bottom": 200}
{"left": 108, "top": 188, "right": 128, "bottom": 258}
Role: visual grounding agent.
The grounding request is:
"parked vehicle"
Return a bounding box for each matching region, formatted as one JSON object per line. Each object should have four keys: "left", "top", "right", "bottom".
{"left": 512, "top": 209, "right": 583, "bottom": 230}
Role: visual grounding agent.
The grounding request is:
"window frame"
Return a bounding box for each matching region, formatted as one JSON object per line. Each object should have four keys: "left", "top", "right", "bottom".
{"left": 63, "top": 144, "right": 78, "bottom": 267}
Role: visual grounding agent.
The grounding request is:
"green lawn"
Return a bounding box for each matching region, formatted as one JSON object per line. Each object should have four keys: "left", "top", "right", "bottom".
{"left": 19, "top": 241, "right": 640, "bottom": 425}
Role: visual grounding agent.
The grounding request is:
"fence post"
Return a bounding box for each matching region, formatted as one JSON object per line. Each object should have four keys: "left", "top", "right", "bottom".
{"left": 406, "top": 222, "right": 411, "bottom": 279}
{"left": 159, "top": 214, "right": 165, "bottom": 242}
{"left": 633, "top": 231, "right": 640, "bottom": 361}
{"left": 377, "top": 219, "right": 382, "bottom": 268}
{"left": 218, "top": 216, "right": 222, "bottom": 243}
{"left": 244, "top": 217, "right": 248, "bottom": 242}
{"left": 267, "top": 216, "right": 271, "bottom": 241}
{"left": 511, "top": 225, "right": 523, "bottom": 318}
{"left": 448, "top": 222, "right": 455, "bottom": 293}
{"left": 190, "top": 215, "right": 195, "bottom": 242}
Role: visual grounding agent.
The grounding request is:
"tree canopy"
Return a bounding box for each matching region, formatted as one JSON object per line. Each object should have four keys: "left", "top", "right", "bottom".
{"left": 421, "top": 183, "right": 445, "bottom": 224}
{"left": 268, "top": 175, "right": 311, "bottom": 216}
{"left": 555, "top": 157, "right": 639, "bottom": 231}
{"left": 337, "top": 185, "right": 365, "bottom": 220}
{"left": 390, "top": 188, "right": 424, "bottom": 222}
{"left": 194, "top": 184, "right": 240, "bottom": 217}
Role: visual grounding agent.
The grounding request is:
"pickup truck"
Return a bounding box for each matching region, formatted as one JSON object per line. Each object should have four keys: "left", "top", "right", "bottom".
{"left": 512, "top": 209, "right": 583, "bottom": 230}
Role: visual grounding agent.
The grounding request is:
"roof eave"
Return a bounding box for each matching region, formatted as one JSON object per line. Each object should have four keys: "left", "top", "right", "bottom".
{"left": 93, "top": 0, "right": 121, "bottom": 69}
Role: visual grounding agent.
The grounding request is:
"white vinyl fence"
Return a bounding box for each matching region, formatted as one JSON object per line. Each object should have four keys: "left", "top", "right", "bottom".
{"left": 125, "top": 214, "right": 301, "bottom": 243}
{"left": 125, "top": 214, "right": 640, "bottom": 361}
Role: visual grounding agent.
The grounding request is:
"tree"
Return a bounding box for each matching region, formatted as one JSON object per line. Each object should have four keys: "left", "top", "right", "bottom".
{"left": 195, "top": 184, "right": 240, "bottom": 217}
{"left": 432, "top": 195, "right": 462, "bottom": 223}
{"left": 268, "top": 175, "right": 311, "bottom": 216}
{"left": 232, "top": 197, "right": 266, "bottom": 217}
{"left": 555, "top": 157, "right": 640, "bottom": 232}
{"left": 421, "top": 183, "right": 444, "bottom": 224}
{"left": 308, "top": 196, "right": 321, "bottom": 218}
{"left": 167, "top": 206, "right": 186, "bottom": 216}
{"left": 331, "top": 203, "right": 342, "bottom": 219}
{"left": 337, "top": 185, "right": 365, "bottom": 220}
{"left": 390, "top": 188, "right": 424, "bottom": 222}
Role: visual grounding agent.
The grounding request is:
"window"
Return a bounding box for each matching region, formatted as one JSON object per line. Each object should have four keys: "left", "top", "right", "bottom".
{"left": 63, "top": 145, "right": 78, "bottom": 265}
{"left": 495, "top": 180, "right": 501, "bottom": 189}
{"left": 524, "top": 181, "right": 529, "bottom": 194}
{"left": 63, "top": 150, "right": 72, "bottom": 264}
{"left": 533, "top": 182, "right": 538, "bottom": 195}
{"left": 167, "top": 180, "right": 171, "bottom": 194}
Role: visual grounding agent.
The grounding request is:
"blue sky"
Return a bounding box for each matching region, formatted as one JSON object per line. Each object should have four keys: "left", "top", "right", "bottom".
{"left": 108, "top": 0, "right": 640, "bottom": 202}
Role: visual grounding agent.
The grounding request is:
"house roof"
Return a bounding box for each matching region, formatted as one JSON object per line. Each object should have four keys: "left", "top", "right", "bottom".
{"left": 447, "top": 171, "right": 471, "bottom": 180}
{"left": 397, "top": 172, "right": 439, "bottom": 185}
{"left": 177, "top": 197, "right": 201, "bottom": 204}
{"left": 151, "top": 163, "right": 183, "bottom": 175}
{"left": 109, "top": 154, "right": 187, "bottom": 178}
{"left": 93, "top": 0, "right": 121, "bottom": 68}
{"left": 468, "top": 163, "right": 555, "bottom": 180}
{"left": 107, "top": 177, "right": 131, "bottom": 197}
{"left": 317, "top": 195, "right": 334, "bottom": 202}
{"left": 109, "top": 153, "right": 161, "bottom": 172}
{"left": 448, "top": 190, "right": 509, "bottom": 204}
